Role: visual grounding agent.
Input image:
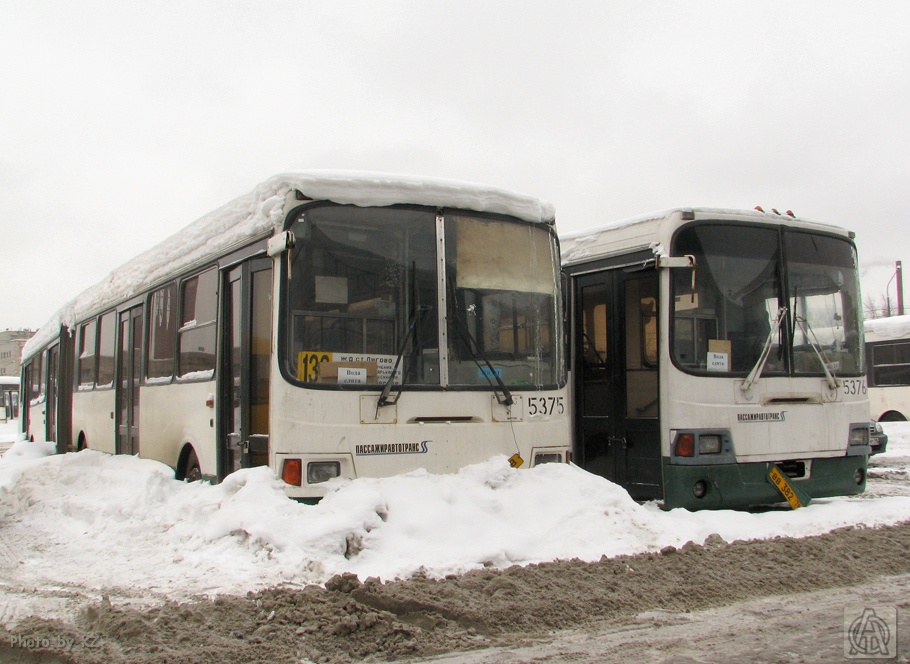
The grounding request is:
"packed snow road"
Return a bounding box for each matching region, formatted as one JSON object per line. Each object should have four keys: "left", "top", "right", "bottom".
{"left": 0, "top": 420, "right": 908, "bottom": 662}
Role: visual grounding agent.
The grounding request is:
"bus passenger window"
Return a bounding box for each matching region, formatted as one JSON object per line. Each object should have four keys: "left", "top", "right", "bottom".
{"left": 147, "top": 284, "right": 177, "bottom": 380}
{"left": 97, "top": 311, "right": 116, "bottom": 387}
{"left": 178, "top": 268, "right": 217, "bottom": 377}
{"left": 32, "top": 353, "right": 44, "bottom": 400}
{"left": 78, "top": 320, "right": 97, "bottom": 388}
{"left": 871, "top": 341, "right": 910, "bottom": 386}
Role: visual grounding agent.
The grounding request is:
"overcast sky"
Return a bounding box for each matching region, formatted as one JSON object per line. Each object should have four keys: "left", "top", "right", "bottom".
{"left": 2, "top": 1, "right": 908, "bottom": 331}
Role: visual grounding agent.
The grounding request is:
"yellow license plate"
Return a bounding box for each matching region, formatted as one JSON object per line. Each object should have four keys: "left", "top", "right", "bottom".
{"left": 768, "top": 465, "right": 805, "bottom": 509}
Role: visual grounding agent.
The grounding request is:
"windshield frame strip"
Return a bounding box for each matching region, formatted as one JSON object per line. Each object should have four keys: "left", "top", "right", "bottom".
{"left": 436, "top": 213, "right": 450, "bottom": 387}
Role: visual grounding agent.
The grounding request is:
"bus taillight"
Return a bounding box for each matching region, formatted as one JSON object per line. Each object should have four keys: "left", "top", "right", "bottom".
{"left": 674, "top": 433, "right": 695, "bottom": 457}
{"left": 282, "top": 459, "right": 302, "bottom": 486}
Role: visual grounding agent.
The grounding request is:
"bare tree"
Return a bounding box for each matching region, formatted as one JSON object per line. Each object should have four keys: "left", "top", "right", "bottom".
{"left": 864, "top": 294, "right": 880, "bottom": 320}
{"left": 864, "top": 292, "right": 895, "bottom": 319}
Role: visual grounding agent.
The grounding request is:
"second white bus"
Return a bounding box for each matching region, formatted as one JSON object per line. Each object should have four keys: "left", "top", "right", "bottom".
{"left": 865, "top": 314, "right": 910, "bottom": 422}
{"left": 561, "top": 207, "right": 870, "bottom": 509}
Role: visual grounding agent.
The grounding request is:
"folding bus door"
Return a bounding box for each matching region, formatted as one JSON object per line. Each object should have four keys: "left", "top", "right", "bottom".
{"left": 46, "top": 344, "right": 58, "bottom": 445}
{"left": 220, "top": 258, "right": 273, "bottom": 477}
{"left": 116, "top": 306, "right": 142, "bottom": 455}
{"left": 575, "top": 268, "right": 662, "bottom": 501}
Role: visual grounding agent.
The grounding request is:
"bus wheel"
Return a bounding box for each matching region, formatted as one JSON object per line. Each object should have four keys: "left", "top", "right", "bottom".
{"left": 879, "top": 411, "right": 907, "bottom": 422}
{"left": 77, "top": 433, "right": 87, "bottom": 451}
{"left": 180, "top": 447, "right": 203, "bottom": 482}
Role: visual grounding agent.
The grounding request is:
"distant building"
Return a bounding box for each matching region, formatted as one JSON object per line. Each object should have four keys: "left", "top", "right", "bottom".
{"left": 0, "top": 329, "right": 35, "bottom": 378}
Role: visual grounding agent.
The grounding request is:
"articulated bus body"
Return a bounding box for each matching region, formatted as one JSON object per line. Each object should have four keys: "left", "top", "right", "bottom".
{"left": 21, "top": 172, "right": 570, "bottom": 499}
{"left": 562, "top": 207, "right": 870, "bottom": 509}
{"left": 864, "top": 314, "right": 910, "bottom": 422}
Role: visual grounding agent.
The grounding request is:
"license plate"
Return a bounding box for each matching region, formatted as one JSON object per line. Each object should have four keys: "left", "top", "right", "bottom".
{"left": 768, "top": 465, "right": 806, "bottom": 509}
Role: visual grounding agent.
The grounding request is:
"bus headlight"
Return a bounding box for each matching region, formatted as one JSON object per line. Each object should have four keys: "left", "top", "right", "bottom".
{"left": 693, "top": 480, "right": 708, "bottom": 498}
{"left": 698, "top": 435, "right": 722, "bottom": 455}
{"left": 307, "top": 461, "right": 341, "bottom": 484}
{"left": 848, "top": 425, "right": 869, "bottom": 447}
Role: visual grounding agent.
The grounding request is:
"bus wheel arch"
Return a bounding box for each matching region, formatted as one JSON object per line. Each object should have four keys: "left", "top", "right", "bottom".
{"left": 177, "top": 444, "right": 203, "bottom": 482}
{"left": 878, "top": 410, "right": 907, "bottom": 422}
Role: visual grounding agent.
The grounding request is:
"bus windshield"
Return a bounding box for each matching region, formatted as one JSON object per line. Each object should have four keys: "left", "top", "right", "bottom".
{"left": 284, "top": 204, "right": 563, "bottom": 389}
{"left": 671, "top": 223, "right": 863, "bottom": 377}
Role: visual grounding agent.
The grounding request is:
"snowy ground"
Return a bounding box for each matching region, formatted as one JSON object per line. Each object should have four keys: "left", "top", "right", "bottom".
{"left": 1, "top": 417, "right": 909, "bottom": 638}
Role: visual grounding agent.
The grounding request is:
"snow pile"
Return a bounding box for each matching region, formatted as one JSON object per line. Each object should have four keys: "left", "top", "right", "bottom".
{"left": 1, "top": 441, "right": 909, "bottom": 605}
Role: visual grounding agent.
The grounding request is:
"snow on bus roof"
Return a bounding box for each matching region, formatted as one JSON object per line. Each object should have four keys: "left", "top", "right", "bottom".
{"left": 864, "top": 314, "right": 910, "bottom": 342}
{"left": 23, "top": 171, "right": 555, "bottom": 359}
{"left": 560, "top": 207, "right": 851, "bottom": 267}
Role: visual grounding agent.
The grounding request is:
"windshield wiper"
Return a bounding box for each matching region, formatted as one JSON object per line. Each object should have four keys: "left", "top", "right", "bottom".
{"left": 375, "top": 305, "right": 429, "bottom": 415}
{"left": 452, "top": 320, "right": 514, "bottom": 407}
{"left": 793, "top": 314, "right": 838, "bottom": 390}
{"left": 740, "top": 306, "right": 788, "bottom": 392}
{"left": 447, "top": 293, "right": 514, "bottom": 407}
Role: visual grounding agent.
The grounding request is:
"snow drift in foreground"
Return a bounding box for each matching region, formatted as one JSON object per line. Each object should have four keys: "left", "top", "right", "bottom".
{"left": 1, "top": 427, "right": 909, "bottom": 605}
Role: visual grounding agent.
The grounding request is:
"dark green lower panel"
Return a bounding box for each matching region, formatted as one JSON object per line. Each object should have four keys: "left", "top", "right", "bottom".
{"left": 661, "top": 455, "right": 868, "bottom": 510}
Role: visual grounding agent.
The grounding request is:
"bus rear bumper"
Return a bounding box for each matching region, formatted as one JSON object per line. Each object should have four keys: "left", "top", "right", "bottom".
{"left": 660, "top": 454, "right": 868, "bottom": 511}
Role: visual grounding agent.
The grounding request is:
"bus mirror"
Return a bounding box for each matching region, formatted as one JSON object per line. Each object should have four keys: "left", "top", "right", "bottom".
{"left": 657, "top": 255, "right": 696, "bottom": 269}
{"left": 658, "top": 255, "right": 697, "bottom": 303}
{"left": 267, "top": 230, "right": 296, "bottom": 257}
{"left": 269, "top": 230, "right": 297, "bottom": 280}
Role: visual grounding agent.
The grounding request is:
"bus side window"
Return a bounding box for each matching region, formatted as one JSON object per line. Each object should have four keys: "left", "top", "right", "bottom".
{"left": 78, "top": 319, "right": 98, "bottom": 388}
{"left": 97, "top": 311, "right": 117, "bottom": 388}
{"left": 178, "top": 268, "right": 217, "bottom": 377}
{"left": 30, "top": 354, "right": 43, "bottom": 401}
{"left": 871, "top": 341, "right": 910, "bottom": 386}
{"left": 148, "top": 283, "right": 178, "bottom": 380}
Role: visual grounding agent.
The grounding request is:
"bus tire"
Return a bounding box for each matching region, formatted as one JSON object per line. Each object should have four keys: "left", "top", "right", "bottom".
{"left": 178, "top": 445, "right": 203, "bottom": 482}
{"left": 77, "top": 433, "right": 87, "bottom": 451}
{"left": 879, "top": 411, "right": 907, "bottom": 422}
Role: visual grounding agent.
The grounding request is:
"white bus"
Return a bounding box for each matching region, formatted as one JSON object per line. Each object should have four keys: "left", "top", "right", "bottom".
{"left": 864, "top": 314, "right": 910, "bottom": 422}
{"left": 561, "top": 207, "right": 870, "bottom": 510}
{"left": 1, "top": 376, "right": 19, "bottom": 422}
{"left": 21, "top": 172, "right": 570, "bottom": 500}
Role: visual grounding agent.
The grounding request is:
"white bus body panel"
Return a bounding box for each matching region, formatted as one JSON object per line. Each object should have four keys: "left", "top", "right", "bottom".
{"left": 139, "top": 380, "right": 217, "bottom": 474}
{"left": 662, "top": 369, "right": 868, "bottom": 461}
{"left": 27, "top": 400, "right": 47, "bottom": 443}
{"left": 868, "top": 386, "right": 909, "bottom": 421}
{"left": 72, "top": 389, "right": 116, "bottom": 453}
{"left": 270, "top": 378, "right": 570, "bottom": 498}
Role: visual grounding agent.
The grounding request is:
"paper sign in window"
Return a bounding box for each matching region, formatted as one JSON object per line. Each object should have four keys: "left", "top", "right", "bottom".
{"left": 315, "top": 276, "right": 348, "bottom": 304}
{"left": 338, "top": 367, "right": 368, "bottom": 384}
{"left": 707, "top": 339, "right": 731, "bottom": 372}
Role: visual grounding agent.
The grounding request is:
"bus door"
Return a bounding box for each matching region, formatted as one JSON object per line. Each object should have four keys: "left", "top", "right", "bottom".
{"left": 44, "top": 336, "right": 74, "bottom": 452}
{"left": 221, "top": 258, "right": 272, "bottom": 477}
{"left": 575, "top": 268, "right": 662, "bottom": 501}
{"left": 116, "top": 306, "right": 143, "bottom": 455}
{"left": 46, "top": 344, "right": 59, "bottom": 444}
